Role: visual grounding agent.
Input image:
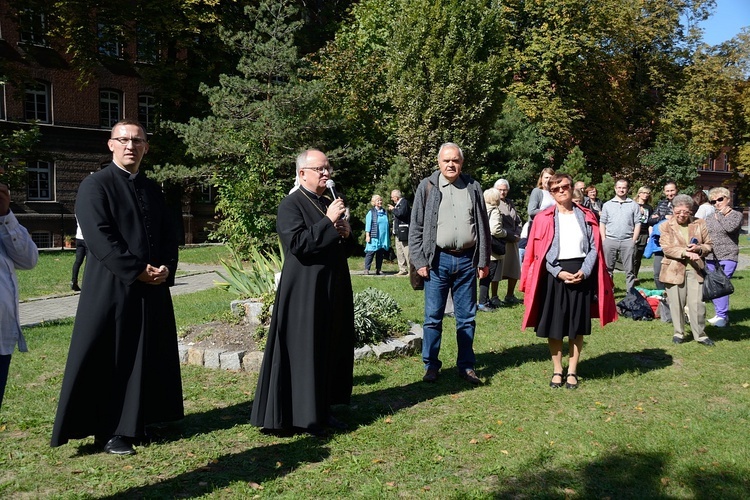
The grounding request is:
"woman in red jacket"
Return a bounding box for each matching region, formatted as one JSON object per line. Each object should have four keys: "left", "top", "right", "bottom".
{"left": 520, "top": 174, "right": 617, "bottom": 389}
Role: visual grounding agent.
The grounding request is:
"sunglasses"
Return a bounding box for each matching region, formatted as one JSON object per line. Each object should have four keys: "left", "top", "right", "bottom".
{"left": 709, "top": 197, "right": 725, "bottom": 205}
{"left": 550, "top": 183, "right": 571, "bottom": 194}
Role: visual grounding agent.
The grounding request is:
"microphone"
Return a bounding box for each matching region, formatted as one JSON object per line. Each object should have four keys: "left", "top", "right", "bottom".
{"left": 325, "top": 179, "right": 339, "bottom": 199}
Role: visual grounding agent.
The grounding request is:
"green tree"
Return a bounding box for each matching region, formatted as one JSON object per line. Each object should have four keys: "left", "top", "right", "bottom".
{"left": 167, "top": 0, "right": 324, "bottom": 253}
{"left": 0, "top": 127, "right": 42, "bottom": 188}
{"left": 638, "top": 136, "right": 700, "bottom": 192}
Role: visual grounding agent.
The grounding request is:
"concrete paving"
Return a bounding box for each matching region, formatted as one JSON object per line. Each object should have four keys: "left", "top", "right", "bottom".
{"left": 19, "top": 264, "right": 222, "bottom": 328}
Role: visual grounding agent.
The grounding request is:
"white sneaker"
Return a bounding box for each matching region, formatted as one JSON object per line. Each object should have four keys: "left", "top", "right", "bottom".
{"left": 711, "top": 317, "right": 728, "bottom": 328}
{"left": 707, "top": 316, "right": 721, "bottom": 325}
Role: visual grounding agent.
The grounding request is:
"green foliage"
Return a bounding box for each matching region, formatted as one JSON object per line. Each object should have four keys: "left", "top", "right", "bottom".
{"left": 353, "top": 287, "right": 410, "bottom": 348}
{"left": 214, "top": 245, "right": 282, "bottom": 299}
{"left": 558, "top": 146, "right": 590, "bottom": 185}
{"left": 168, "top": 0, "right": 326, "bottom": 252}
{"left": 639, "top": 136, "right": 700, "bottom": 192}
{"left": 0, "top": 126, "right": 41, "bottom": 187}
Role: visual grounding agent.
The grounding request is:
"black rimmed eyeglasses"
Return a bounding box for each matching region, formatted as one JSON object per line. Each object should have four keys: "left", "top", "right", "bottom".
{"left": 302, "top": 167, "right": 332, "bottom": 175}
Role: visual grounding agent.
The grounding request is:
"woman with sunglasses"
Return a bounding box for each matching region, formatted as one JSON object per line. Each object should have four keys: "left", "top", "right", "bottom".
{"left": 704, "top": 187, "right": 741, "bottom": 328}
{"left": 520, "top": 173, "right": 616, "bottom": 389}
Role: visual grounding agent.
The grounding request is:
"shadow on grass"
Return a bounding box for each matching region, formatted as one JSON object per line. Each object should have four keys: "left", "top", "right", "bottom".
{"left": 491, "top": 451, "right": 750, "bottom": 499}
{"left": 708, "top": 305, "right": 750, "bottom": 342}
{"left": 101, "top": 435, "right": 330, "bottom": 499}
{"left": 581, "top": 348, "right": 673, "bottom": 380}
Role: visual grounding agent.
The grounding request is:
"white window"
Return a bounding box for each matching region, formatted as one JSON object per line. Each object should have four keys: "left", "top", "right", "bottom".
{"left": 138, "top": 94, "right": 155, "bottom": 131}
{"left": 24, "top": 81, "right": 50, "bottom": 123}
{"left": 98, "top": 23, "right": 122, "bottom": 57}
{"left": 19, "top": 9, "right": 48, "bottom": 47}
{"left": 27, "top": 160, "right": 54, "bottom": 201}
{"left": 99, "top": 90, "right": 121, "bottom": 128}
{"left": 136, "top": 26, "right": 159, "bottom": 64}
{"left": 31, "top": 231, "right": 52, "bottom": 249}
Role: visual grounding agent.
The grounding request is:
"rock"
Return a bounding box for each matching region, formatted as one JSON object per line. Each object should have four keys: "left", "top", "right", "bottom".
{"left": 187, "top": 347, "right": 204, "bottom": 366}
{"left": 204, "top": 348, "right": 225, "bottom": 368}
{"left": 178, "top": 345, "right": 189, "bottom": 364}
{"left": 243, "top": 351, "right": 265, "bottom": 372}
{"left": 354, "top": 345, "right": 375, "bottom": 360}
{"left": 372, "top": 339, "right": 407, "bottom": 359}
{"left": 220, "top": 351, "right": 245, "bottom": 371}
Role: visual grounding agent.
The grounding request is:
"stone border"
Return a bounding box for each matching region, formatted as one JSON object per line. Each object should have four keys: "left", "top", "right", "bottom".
{"left": 177, "top": 323, "right": 423, "bottom": 373}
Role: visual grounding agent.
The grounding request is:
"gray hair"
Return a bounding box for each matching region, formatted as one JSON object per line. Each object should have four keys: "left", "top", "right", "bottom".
{"left": 391, "top": 189, "right": 402, "bottom": 198}
{"left": 438, "top": 142, "right": 464, "bottom": 161}
{"left": 295, "top": 149, "right": 324, "bottom": 174}
{"left": 494, "top": 178, "right": 510, "bottom": 190}
{"left": 672, "top": 194, "right": 694, "bottom": 210}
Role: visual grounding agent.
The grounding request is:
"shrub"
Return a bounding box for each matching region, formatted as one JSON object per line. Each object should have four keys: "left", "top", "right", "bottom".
{"left": 353, "top": 287, "right": 411, "bottom": 347}
{"left": 214, "top": 244, "right": 283, "bottom": 298}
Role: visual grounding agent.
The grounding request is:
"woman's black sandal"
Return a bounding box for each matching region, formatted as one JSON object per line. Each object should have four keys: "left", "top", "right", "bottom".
{"left": 550, "top": 372, "right": 564, "bottom": 388}
{"left": 565, "top": 373, "right": 579, "bottom": 389}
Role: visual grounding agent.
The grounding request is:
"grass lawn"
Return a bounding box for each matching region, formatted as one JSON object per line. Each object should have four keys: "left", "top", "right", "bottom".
{"left": 2, "top": 249, "right": 750, "bottom": 497}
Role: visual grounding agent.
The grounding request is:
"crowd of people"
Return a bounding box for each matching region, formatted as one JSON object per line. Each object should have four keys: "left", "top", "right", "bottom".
{"left": 1, "top": 133, "right": 742, "bottom": 450}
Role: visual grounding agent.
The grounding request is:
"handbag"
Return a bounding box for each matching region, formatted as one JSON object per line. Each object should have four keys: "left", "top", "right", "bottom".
{"left": 491, "top": 235, "right": 506, "bottom": 255}
{"left": 702, "top": 252, "right": 734, "bottom": 301}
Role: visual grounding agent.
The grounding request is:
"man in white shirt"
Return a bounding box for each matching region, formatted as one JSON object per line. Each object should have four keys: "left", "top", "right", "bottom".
{"left": 0, "top": 165, "right": 39, "bottom": 410}
{"left": 600, "top": 179, "right": 640, "bottom": 292}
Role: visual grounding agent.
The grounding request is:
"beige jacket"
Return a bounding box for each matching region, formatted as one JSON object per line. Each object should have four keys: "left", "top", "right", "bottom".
{"left": 658, "top": 217, "right": 713, "bottom": 285}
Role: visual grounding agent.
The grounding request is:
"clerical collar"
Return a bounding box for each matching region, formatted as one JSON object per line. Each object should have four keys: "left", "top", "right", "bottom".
{"left": 112, "top": 161, "right": 139, "bottom": 180}
{"left": 299, "top": 185, "right": 325, "bottom": 200}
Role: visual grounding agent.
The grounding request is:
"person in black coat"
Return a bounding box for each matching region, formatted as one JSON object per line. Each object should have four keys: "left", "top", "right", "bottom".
{"left": 250, "top": 149, "right": 354, "bottom": 436}
{"left": 51, "top": 120, "right": 183, "bottom": 455}
{"left": 388, "top": 189, "right": 411, "bottom": 275}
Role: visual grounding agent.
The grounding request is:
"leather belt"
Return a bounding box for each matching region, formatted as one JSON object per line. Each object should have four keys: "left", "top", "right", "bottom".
{"left": 440, "top": 247, "right": 471, "bottom": 256}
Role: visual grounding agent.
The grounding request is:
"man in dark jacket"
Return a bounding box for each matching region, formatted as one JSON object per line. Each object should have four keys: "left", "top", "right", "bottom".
{"left": 51, "top": 120, "right": 183, "bottom": 455}
{"left": 409, "top": 143, "right": 491, "bottom": 385}
{"left": 388, "top": 189, "right": 411, "bottom": 275}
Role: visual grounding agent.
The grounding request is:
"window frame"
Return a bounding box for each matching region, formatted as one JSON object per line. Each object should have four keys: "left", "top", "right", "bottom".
{"left": 24, "top": 80, "right": 51, "bottom": 123}
{"left": 26, "top": 159, "right": 54, "bottom": 201}
{"left": 99, "top": 89, "right": 122, "bottom": 129}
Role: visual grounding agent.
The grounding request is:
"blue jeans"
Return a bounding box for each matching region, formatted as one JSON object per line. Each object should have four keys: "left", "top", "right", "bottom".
{"left": 422, "top": 249, "right": 477, "bottom": 372}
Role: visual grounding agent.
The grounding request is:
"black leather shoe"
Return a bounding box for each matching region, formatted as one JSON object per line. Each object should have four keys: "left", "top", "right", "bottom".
{"left": 672, "top": 335, "right": 684, "bottom": 344}
{"left": 459, "top": 369, "right": 481, "bottom": 385}
{"left": 103, "top": 435, "right": 135, "bottom": 455}
{"left": 698, "top": 338, "right": 715, "bottom": 347}
{"left": 565, "top": 373, "right": 579, "bottom": 390}
{"left": 550, "top": 372, "right": 564, "bottom": 388}
{"left": 423, "top": 368, "right": 439, "bottom": 383}
{"left": 70, "top": 282, "right": 81, "bottom": 292}
{"left": 327, "top": 415, "right": 348, "bottom": 430}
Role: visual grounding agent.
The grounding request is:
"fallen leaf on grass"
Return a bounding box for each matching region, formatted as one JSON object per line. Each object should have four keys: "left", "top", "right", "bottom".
{"left": 605, "top": 417, "right": 611, "bottom": 422}
{"left": 123, "top": 465, "right": 133, "bottom": 471}
{"left": 564, "top": 488, "right": 576, "bottom": 495}
{"left": 483, "top": 434, "right": 493, "bottom": 440}
{"left": 500, "top": 450, "right": 509, "bottom": 455}
{"left": 469, "top": 438, "right": 479, "bottom": 444}
{"left": 423, "top": 486, "right": 431, "bottom": 491}
{"left": 248, "top": 482, "right": 263, "bottom": 490}
{"left": 386, "top": 482, "right": 395, "bottom": 487}
{"left": 276, "top": 461, "right": 283, "bottom": 468}
{"left": 384, "top": 417, "right": 392, "bottom": 424}
{"left": 696, "top": 447, "right": 708, "bottom": 454}
{"left": 372, "top": 458, "right": 385, "bottom": 464}
{"left": 661, "top": 477, "right": 670, "bottom": 486}
{"left": 496, "top": 420, "right": 503, "bottom": 425}
{"left": 742, "top": 383, "right": 749, "bottom": 388}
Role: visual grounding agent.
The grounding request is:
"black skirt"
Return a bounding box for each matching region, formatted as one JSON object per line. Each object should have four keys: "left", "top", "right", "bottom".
{"left": 536, "top": 258, "right": 594, "bottom": 340}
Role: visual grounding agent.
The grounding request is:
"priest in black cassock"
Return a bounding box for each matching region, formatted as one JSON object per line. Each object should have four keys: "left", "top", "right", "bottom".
{"left": 51, "top": 120, "right": 183, "bottom": 455}
{"left": 251, "top": 149, "right": 355, "bottom": 436}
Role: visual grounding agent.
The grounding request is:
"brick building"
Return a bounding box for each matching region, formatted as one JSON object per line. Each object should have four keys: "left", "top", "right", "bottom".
{"left": 0, "top": 1, "right": 214, "bottom": 247}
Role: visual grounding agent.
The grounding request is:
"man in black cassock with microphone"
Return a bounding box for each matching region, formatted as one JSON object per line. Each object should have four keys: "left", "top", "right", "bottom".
{"left": 251, "top": 149, "right": 355, "bottom": 436}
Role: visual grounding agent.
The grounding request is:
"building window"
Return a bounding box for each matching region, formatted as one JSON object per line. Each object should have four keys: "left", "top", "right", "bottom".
{"left": 98, "top": 23, "right": 122, "bottom": 57}
{"left": 27, "top": 160, "right": 54, "bottom": 201}
{"left": 31, "top": 231, "right": 52, "bottom": 249}
{"left": 138, "top": 94, "right": 155, "bottom": 131}
{"left": 136, "top": 26, "right": 159, "bottom": 64}
{"left": 19, "top": 9, "right": 48, "bottom": 47}
{"left": 0, "top": 84, "right": 6, "bottom": 120}
{"left": 24, "top": 81, "right": 50, "bottom": 123}
{"left": 198, "top": 183, "right": 216, "bottom": 203}
{"left": 99, "top": 90, "right": 122, "bottom": 128}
